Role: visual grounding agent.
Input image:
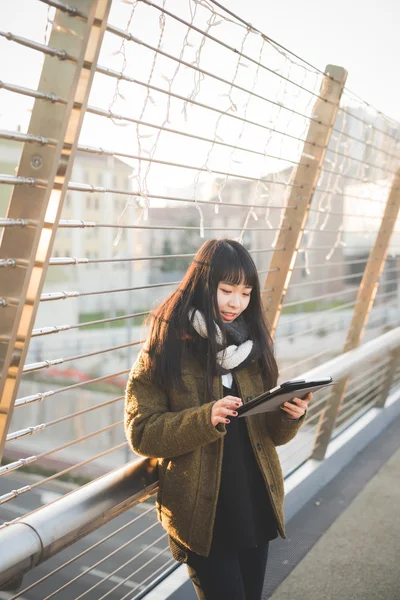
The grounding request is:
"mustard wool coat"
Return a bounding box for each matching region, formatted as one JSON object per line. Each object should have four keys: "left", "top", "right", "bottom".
{"left": 124, "top": 350, "right": 307, "bottom": 559}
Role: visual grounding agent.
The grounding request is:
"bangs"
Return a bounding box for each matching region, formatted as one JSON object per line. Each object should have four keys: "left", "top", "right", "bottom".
{"left": 211, "top": 241, "right": 259, "bottom": 289}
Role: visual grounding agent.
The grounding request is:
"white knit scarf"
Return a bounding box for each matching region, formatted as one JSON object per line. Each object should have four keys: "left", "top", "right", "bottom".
{"left": 189, "top": 308, "right": 253, "bottom": 371}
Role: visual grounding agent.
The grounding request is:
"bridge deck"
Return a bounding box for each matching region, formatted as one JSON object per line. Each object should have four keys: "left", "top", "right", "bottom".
{"left": 166, "top": 414, "right": 400, "bottom": 600}
{"left": 269, "top": 415, "right": 400, "bottom": 600}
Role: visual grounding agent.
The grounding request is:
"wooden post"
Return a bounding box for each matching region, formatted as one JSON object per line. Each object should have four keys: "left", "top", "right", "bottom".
{"left": 312, "top": 168, "right": 400, "bottom": 460}
{"left": 262, "top": 65, "right": 348, "bottom": 337}
{"left": 0, "top": 0, "right": 112, "bottom": 461}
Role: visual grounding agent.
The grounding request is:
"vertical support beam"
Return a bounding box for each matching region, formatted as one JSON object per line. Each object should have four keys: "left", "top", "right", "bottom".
{"left": 0, "top": 0, "right": 112, "bottom": 461}
{"left": 312, "top": 169, "right": 400, "bottom": 459}
{"left": 262, "top": 65, "right": 347, "bottom": 338}
{"left": 374, "top": 347, "right": 400, "bottom": 408}
{"left": 342, "top": 168, "right": 400, "bottom": 352}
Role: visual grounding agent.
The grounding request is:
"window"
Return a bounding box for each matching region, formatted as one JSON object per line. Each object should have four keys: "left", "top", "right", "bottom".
{"left": 87, "top": 227, "right": 98, "bottom": 238}
{"left": 345, "top": 253, "right": 369, "bottom": 286}
{"left": 113, "top": 198, "right": 124, "bottom": 213}
{"left": 97, "top": 172, "right": 103, "bottom": 186}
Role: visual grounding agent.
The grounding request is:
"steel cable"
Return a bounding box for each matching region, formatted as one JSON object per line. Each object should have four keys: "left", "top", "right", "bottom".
{"left": 4, "top": 505, "right": 157, "bottom": 600}
{"left": 6, "top": 397, "right": 124, "bottom": 443}
{"left": 0, "top": 443, "right": 128, "bottom": 506}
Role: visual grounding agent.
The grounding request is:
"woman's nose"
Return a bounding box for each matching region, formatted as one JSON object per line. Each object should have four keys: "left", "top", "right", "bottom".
{"left": 228, "top": 295, "right": 240, "bottom": 307}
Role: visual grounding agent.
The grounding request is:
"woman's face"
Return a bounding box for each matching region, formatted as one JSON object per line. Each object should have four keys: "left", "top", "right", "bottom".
{"left": 217, "top": 280, "right": 252, "bottom": 322}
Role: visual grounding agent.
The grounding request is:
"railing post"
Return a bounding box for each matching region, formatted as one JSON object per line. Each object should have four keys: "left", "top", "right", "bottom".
{"left": 0, "top": 0, "right": 113, "bottom": 461}
{"left": 374, "top": 347, "right": 400, "bottom": 408}
{"left": 312, "top": 168, "right": 400, "bottom": 460}
{"left": 262, "top": 64, "right": 347, "bottom": 337}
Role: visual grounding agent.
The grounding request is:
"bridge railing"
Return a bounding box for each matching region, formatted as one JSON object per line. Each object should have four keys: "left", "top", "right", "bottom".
{"left": 0, "top": 326, "right": 399, "bottom": 595}
{"left": 0, "top": 0, "right": 400, "bottom": 597}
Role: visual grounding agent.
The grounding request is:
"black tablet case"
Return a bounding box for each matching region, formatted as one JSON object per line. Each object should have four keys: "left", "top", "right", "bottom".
{"left": 237, "top": 378, "right": 335, "bottom": 417}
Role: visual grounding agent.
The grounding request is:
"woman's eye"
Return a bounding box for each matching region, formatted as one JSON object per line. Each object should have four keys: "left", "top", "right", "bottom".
{"left": 220, "top": 289, "right": 250, "bottom": 296}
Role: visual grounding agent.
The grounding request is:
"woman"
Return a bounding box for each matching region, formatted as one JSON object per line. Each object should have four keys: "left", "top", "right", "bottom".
{"left": 125, "top": 239, "right": 310, "bottom": 600}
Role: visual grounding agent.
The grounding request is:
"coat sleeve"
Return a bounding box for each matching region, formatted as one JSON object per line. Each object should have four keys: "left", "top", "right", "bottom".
{"left": 262, "top": 408, "right": 308, "bottom": 447}
{"left": 124, "top": 357, "right": 226, "bottom": 459}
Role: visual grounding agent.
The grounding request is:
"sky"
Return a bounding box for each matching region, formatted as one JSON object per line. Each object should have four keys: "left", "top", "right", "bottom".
{"left": 1, "top": 0, "right": 399, "bottom": 117}
{"left": 226, "top": 0, "right": 400, "bottom": 122}
{"left": 0, "top": 0, "right": 399, "bottom": 197}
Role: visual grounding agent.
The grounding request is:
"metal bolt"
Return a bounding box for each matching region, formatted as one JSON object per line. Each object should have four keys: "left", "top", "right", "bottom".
{"left": 31, "top": 155, "right": 43, "bottom": 169}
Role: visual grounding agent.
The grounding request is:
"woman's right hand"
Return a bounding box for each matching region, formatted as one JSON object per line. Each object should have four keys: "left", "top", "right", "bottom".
{"left": 211, "top": 396, "right": 243, "bottom": 426}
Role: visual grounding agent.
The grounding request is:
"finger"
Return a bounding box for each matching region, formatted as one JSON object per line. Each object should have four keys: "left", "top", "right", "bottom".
{"left": 219, "top": 407, "right": 238, "bottom": 418}
{"left": 291, "top": 398, "right": 309, "bottom": 409}
{"left": 281, "top": 403, "right": 304, "bottom": 417}
{"left": 281, "top": 408, "right": 302, "bottom": 419}
{"left": 221, "top": 399, "right": 242, "bottom": 409}
{"left": 213, "top": 415, "right": 230, "bottom": 426}
{"left": 282, "top": 403, "right": 301, "bottom": 413}
{"left": 223, "top": 396, "right": 243, "bottom": 406}
{"left": 215, "top": 419, "right": 230, "bottom": 425}
{"left": 288, "top": 400, "right": 305, "bottom": 410}
{"left": 292, "top": 394, "right": 312, "bottom": 403}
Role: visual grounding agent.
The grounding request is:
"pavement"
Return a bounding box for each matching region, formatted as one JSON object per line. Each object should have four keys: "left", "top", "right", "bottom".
{"left": 167, "top": 413, "right": 400, "bottom": 600}
{"left": 270, "top": 446, "right": 400, "bottom": 600}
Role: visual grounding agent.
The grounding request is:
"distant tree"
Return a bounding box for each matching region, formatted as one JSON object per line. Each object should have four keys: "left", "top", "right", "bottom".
{"left": 160, "top": 237, "right": 176, "bottom": 272}
{"left": 159, "top": 220, "right": 199, "bottom": 273}
{"left": 175, "top": 219, "right": 198, "bottom": 270}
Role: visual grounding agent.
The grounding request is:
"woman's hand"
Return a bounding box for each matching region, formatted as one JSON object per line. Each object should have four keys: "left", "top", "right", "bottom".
{"left": 280, "top": 392, "right": 312, "bottom": 420}
{"left": 211, "top": 396, "right": 243, "bottom": 426}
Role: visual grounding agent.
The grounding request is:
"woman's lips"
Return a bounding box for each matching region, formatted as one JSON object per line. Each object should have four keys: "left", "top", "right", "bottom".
{"left": 222, "top": 312, "right": 238, "bottom": 320}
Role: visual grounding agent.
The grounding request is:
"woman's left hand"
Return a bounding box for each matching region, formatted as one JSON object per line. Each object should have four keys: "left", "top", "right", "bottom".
{"left": 280, "top": 392, "right": 312, "bottom": 420}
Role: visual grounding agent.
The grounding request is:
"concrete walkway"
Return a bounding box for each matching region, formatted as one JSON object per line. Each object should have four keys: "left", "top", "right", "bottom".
{"left": 270, "top": 447, "right": 400, "bottom": 600}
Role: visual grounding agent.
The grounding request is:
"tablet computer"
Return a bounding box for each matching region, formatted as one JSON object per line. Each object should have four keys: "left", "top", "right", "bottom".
{"left": 237, "top": 377, "right": 335, "bottom": 417}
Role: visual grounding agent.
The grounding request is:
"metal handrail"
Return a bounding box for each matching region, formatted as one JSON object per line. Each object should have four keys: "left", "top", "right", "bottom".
{"left": 300, "top": 327, "right": 399, "bottom": 381}
{"left": 0, "top": 326, "right": 399, "bottom": 590}
{"left": 0, "top": 1, "right": 399, "bottom": 599}
{"left": 0, "top": 458, "right": 158, "bottom": 590}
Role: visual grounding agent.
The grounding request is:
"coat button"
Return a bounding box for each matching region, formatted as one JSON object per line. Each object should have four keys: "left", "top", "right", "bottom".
{"left": 246, "top": 396, "right": 252, "bottom": 403}
{"left": 256, "top": 443, "right": 262, "bottom": 451}
{"left": 270, "top": 485, "right": 275, "bottom": 493}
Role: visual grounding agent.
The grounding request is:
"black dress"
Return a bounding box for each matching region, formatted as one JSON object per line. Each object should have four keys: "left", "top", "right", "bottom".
{"left": 169, "top": 374, "right": 278, "bottom": 563}
{"left": 206, "top": 377, "right": 278, "bottom": 556}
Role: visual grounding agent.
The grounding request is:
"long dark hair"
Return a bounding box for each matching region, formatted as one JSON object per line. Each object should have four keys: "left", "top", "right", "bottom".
{"left": 143, "top": 239, "right": 278, "bottom": 399}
